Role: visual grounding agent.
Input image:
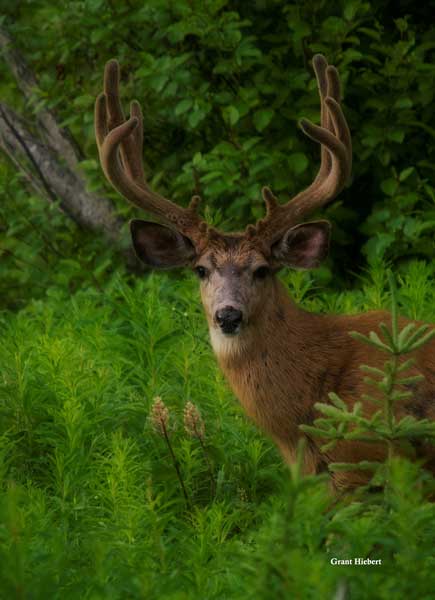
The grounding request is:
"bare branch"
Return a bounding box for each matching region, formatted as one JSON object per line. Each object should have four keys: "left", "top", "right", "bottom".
{"left": 0, "top": 136, "right": 46, "bottom": 198}
{"left": 0, "top": 26, "right": 82, "bottom": 171}
{"left": 0, "top": 101, "right": 122, "bottom": 240}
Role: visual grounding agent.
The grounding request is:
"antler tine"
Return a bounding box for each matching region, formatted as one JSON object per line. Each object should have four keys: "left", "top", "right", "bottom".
{"left": 253, "top": 54, "right": 352, "bottom": 244}
{"left": 103, "top": 60, "right": 146, "bottom": 183}
{"left": 95, "top": 60, "right": 205, "bottom": 244}
{"left": 312, "top": 54, "right": 332, "bottom": 182}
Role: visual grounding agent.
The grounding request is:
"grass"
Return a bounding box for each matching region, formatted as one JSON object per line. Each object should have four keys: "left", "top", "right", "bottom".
{"left": 0, "top": 263, "right": 435, "bottom": 598}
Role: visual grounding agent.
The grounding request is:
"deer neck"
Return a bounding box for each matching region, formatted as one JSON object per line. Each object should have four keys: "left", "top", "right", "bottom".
{"left": 209, "top": 278, "right": 331, "bottom": 441}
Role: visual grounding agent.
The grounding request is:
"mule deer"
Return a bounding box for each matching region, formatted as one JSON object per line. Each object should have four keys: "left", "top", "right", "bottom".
{"left": 95, "top": 55, "right": 435, "bottom": 489}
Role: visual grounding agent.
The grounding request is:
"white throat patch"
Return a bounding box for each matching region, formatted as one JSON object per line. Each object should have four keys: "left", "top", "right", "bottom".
{"left": 209, "top": 327, "right": 246, "bottom": 358}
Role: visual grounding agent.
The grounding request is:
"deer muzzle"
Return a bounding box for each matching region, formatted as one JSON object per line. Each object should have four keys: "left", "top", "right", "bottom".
{"left": 215, "top": 307, "right": 243, "bottom": 335}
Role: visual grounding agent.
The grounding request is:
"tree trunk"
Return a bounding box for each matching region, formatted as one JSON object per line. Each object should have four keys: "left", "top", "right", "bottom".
{"left": 0, "top": 26, "right": 126, "bottom": 245}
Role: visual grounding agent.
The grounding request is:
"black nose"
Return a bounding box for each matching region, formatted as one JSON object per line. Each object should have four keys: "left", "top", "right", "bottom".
{"left": 215, "top": 307, "right": 243, "bottom": 334}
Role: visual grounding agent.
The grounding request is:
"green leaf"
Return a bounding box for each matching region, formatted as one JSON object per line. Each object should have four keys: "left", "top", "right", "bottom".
{"left": 327, "top": 392, "right": 347, "bottom": 410}
{"left": 90, "top": 29, "right": 105, "bottom": 44}
{"left": 405, "top": 329, "right": 435, "bottom": 351}
{"left": 288, "top": 153, "right": 308, "bottom": 175}
{"left": 381, "top": 178, "right": 398, "bottom": 197}
{"left": 397, "top": 322, "right": 417, "bottom": 348}
{"left": 175, "top": 98, "right": 193, "bottom": 116}
{"left": 343, "top": 1, "right": 359, "bottom": 21}
{"left": 314, "top": 404, "right": 347, "bottom": 419}
{"left": 253, "top": 109, "right": 274, "bottom": 132}
{"left": 394, "top": 97, "right": 413, "bottom": 109}
{"left": 192, "top": 152, "right": 203, "bottom": 167}
{"left": 395, "top": 17, "right": 408, "bottom": 33}
{"left": 350, "top": 331, "right": 370, "bottom": 344}
{"left": 188, "top": 109, "right": 206, "bottom": 128}
{"left": 396, "top": 375, "right": 424, "bottom": 386}
{"left": 299, "top": 424, "right": 330, "bottom": 437}
{"left": 321, "top": 440, "right": 339, "bottom": 452}
{"left": 223, "top": 106, "right": 239, "bottom": 126}
{"left": 401, "top": 324, "right": 431, "bottom": 351}
{"left": 359, "top": 27, "right": 381, "bottom": 40}
{"left": 397, "top": 358, "right": 417, "bottom": 373}
{"left": 388, "top": 129, "right": 405, "bottom": 143}
{"left": 73, "top": 94, "right": 94, "bottom": 108}
{"left": 399, "top": 167, "right": 414, "bottom": 182}
{"left": 368, "top": 331, "right": 392, "bottom": 351}
{"left": 379, "top": 323, "right": 395, "bottom": 348}
{"left": 151, "top": 74, "right": 169, "bottom": 93}
{"left": 242, "top": 137, "right": 261, "bottom": 151}
{"left": 364, "top": 233, "right": 395, "bottom": 260}
{"left": 322, "top": 16, "right": 346, "bottom": 35}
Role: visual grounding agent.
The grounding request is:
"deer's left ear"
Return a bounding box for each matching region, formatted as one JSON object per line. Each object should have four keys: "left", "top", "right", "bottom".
{"left": 130, "top": 219, "right": 197, "bottom": 268}
{"left": 271, "top": 220, "right": 331, "bottom": 269}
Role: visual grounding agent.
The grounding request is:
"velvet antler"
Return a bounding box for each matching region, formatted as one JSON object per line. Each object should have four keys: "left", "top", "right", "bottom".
{"left": 95, "top": 60, "right": 207, "bottom": 246}
{"left": 95, "top": 55, "right": 351, "bottom": 250}
{"left": 251, "top": 54, "right": 352, "bottom": 244}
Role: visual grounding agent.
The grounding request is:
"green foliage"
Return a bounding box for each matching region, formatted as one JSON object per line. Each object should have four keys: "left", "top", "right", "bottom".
{"left": 0, "top": 267, "right": 434, "bottom": 598}
{"left": 2, "top": 0, "right": 435, "bottom": 291}
{"left": 0, "top": 163, "right": 126, "bottom": 309}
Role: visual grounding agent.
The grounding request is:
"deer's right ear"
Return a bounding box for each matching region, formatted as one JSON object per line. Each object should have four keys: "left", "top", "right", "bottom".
{"left": 130, "top": 220, "right": 196, "bottom": 268}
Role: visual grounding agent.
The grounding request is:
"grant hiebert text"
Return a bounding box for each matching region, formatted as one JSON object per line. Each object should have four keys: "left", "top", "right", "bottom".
{"left": 330, "top": 558, "right": 382, "bottom": 566}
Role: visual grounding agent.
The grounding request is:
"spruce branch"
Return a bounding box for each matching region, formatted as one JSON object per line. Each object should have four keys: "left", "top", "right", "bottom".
{"left": 300, "top": 270, "right": 435, "bottom": 484}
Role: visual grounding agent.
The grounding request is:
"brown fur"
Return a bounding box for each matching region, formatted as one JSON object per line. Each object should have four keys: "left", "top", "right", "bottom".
{"left": 195, "top": 238, "right": 435, "bottom": 490}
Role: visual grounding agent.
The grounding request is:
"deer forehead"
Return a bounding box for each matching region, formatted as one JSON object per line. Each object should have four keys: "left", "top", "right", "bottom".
{"left": 199, "top": 246, "right": 267, "bottom": 272}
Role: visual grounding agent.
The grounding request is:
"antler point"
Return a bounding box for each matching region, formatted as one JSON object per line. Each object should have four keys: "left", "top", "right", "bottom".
{"left": 107, "top": 58, "right": 119, "bottom": 69}
{"left": 313, "top": 53, "right": 326, "bottom": 63}
{"left": 245, "top": 224, "right": 257, "bottom": 239}
{"left": 312, "top": 54, "right": 328, "bottom": 72}
{"left": 262, "top": 187, "right": 279, "bottom": 217}
{"left": 188, "top": 195, "right": 201, "bottom": 212}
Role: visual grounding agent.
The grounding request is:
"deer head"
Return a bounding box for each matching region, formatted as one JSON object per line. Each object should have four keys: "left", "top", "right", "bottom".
{"left": 95, "top": 55, "right": 351, "bottom": 341}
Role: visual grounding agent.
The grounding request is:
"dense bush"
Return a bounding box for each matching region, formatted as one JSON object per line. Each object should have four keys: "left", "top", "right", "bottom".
{"left": 1, "top": 0, "right": 435, "bottom": 308}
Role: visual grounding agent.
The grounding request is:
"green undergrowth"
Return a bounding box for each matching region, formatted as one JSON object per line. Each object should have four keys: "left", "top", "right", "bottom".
{"left": 0, "top": 262, "right": 435, "bottom": 598}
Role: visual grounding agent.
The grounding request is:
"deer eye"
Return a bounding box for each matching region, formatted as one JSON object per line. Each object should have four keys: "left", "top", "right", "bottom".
{"left": 195, "top": 266, "right": 209, "bottom": 280}
{"left": 253, "top": 266, "right": 270, "bottom": 280}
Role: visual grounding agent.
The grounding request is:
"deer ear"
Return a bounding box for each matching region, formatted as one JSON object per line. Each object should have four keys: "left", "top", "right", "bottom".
{"left": 271, "top": 220, "right": 331, "bottom": 269}
{"left": 130, "top": 220, "right": 196, "bottom": 268}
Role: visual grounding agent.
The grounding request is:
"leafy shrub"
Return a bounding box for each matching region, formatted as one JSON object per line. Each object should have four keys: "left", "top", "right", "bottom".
{"left": 1, "top": 0, "right": 435, "bottom": 303}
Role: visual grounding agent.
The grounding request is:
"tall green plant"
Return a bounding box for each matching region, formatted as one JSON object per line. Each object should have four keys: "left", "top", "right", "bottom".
{"left": 300, "top": 271, "right": 435, "bottom": 481}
